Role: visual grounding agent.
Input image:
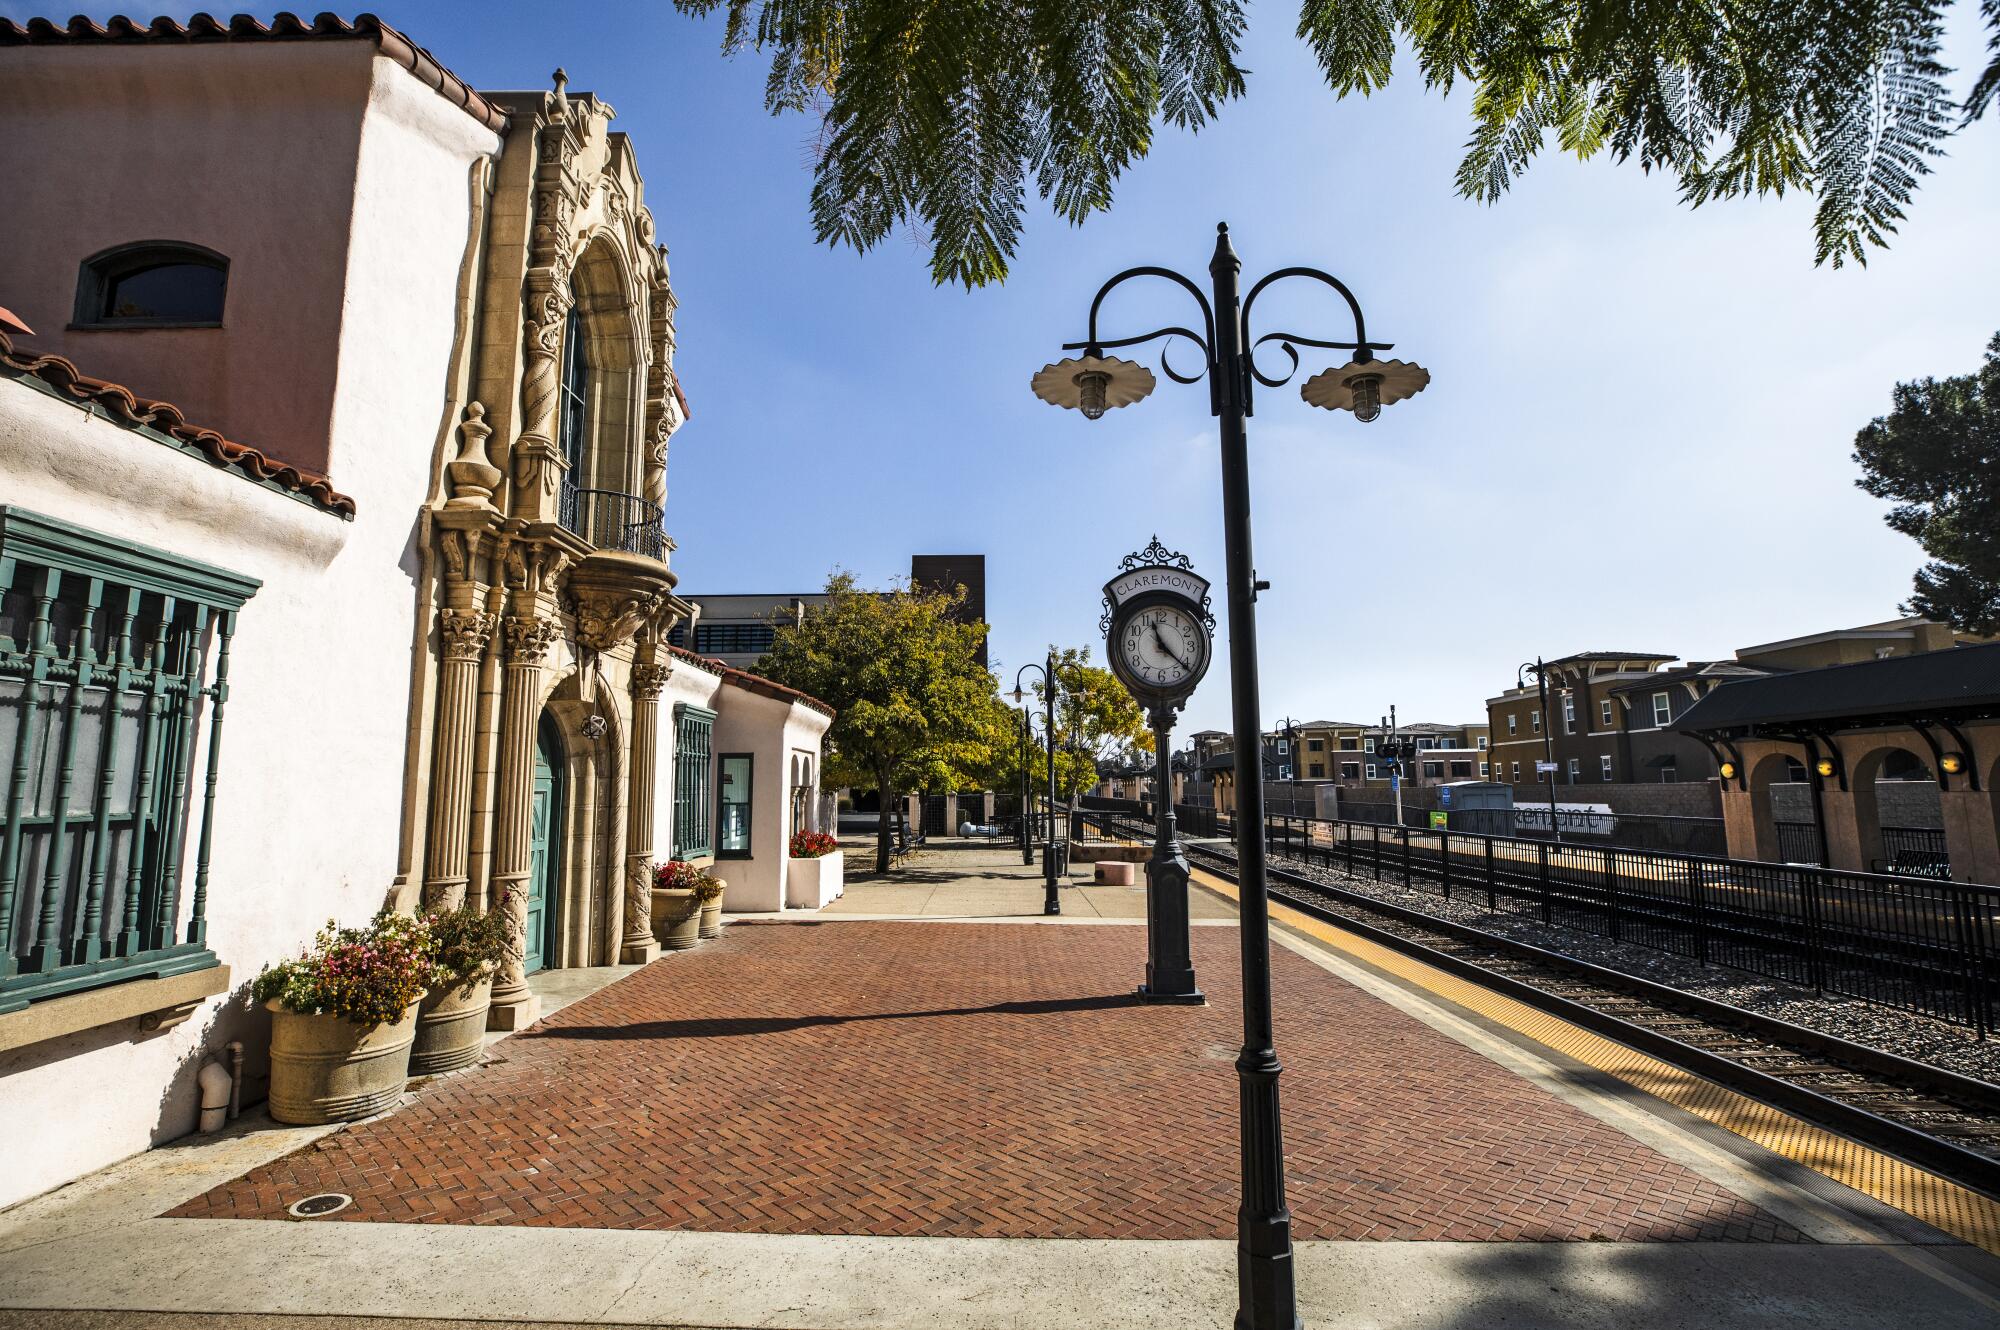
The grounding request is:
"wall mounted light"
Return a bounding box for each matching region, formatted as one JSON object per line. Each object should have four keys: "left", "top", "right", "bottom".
{"left": 1815, "top": 758, "right": 1835, "bottom": 778}
{"left": 1719, "top": 761, "right": 1737, "bottom": 780}
{"left": 1941, "top": 752, "right": 1966, "bottom": 775}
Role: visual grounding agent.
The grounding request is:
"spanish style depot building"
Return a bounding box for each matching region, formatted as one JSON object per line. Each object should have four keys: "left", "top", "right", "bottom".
{"left": 0, "top": 13, "right": 830, "bottom": 1208}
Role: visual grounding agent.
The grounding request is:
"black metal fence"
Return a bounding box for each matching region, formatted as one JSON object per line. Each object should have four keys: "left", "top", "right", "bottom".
{"left": 1260, "top": 813, "right": 2000, "bottom": 1034}
{"left": 1881, "top": 826, "right": 1951, "bottom": 879}
{"left": 1174, "top": 803, "right": 1233, "bottom": 838}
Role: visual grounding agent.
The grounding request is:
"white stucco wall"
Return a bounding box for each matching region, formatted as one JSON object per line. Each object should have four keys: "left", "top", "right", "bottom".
{"left": 0, "top": 53, "right": 497, "bottom": 1209}
{"left": 648, "top": 659, "right": 831, "bottom": 914}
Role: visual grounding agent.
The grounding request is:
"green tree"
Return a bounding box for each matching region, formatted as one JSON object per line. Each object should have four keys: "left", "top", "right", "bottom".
{"left": 675, "top": 0, "right": 2000, "bottom": 285}
{"left": 758, "top": 571, "right": 998, "bottom": 871}
{"left": 1853, "top": 331, "right": 2000, "bottom": 634}
{"left": 997, "top": 648, "right": 1155, "bottom": 799}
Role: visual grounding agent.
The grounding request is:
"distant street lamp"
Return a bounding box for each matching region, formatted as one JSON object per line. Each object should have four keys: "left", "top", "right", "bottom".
{"left": 1016, "top": 705, "right": 1034, "bottom": 865}
{"left": 1034, "top": 223, "right": 1427, "bottom": 1330}
{"left": 1011, "top": 652, "right": 1061, "bottom": 915}
{"left": 1518, "top": 659, "right": 1562, "bottom": 843}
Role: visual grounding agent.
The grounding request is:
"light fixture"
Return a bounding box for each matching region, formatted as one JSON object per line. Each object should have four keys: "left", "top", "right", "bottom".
{"left": 1942, "top": 752, "right": 1966, "bottom": 775}
{"left": 1719, "top": 761, "right": 1737, "bottom": 780}
{"left": 1300, "top": 355, "right": 1430, "bottom": 418}
{"left": 1815, "top": 758, "right": 1835, "bottom": 778}
{"left": 1010, "top": 685, "right": 1028, "bottom": 706}
{"left": 1030, "top": 348, "right": 1157, "bottom": 418}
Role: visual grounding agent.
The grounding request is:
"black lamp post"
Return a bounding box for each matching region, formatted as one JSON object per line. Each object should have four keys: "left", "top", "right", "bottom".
{"left": 1518, "top": 658, "right": 1562, "bottom": 843}
{"left": 1011, "top": 652, "right": 1061, "bottom": 916}
{"left": 1017, "top": 705, "right": 1034, "bottom": 865}
{"left": 1033, "top": 224, "right": 1427, "bottom": 1330}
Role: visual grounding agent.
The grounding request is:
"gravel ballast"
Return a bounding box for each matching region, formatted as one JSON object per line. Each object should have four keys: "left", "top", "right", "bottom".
{"left": 1202, "top": 842, "right": 2000, "bottom": 1085}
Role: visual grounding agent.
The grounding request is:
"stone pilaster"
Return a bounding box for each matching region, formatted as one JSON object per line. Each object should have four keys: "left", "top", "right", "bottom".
{"left": 487, "top": 612, "right": 563, "bottom": 1031}
{"left": 620, "top": 657, "right": 672, "bottom": 963}
{"left": 423, "top": 608, "right": 496, "bottom": 909}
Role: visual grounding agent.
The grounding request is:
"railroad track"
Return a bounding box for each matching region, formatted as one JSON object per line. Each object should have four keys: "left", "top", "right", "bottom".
{"left": 1122, "top": 821, "right": 2000, "bottom": 1200}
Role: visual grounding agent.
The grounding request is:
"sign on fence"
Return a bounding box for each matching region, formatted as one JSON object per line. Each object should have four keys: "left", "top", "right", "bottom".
{"left": 1512, "top": 803, "right": 1617, "bottom": 836}
{"left": 1428, "top": 811, "right": 1448, "bottom": 830}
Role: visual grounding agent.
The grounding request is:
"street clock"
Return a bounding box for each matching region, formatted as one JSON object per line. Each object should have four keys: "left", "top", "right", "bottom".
{"left": 1101, "top": 536, "right": 1215, "bottom": 707}
{"left": 1099, "top": 536, "right": 1213, "bottom": 1006}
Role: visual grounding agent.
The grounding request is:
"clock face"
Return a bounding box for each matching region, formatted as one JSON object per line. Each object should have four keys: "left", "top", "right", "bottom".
{"left": 1117, "top": 603, "right": 1208, "bottom": 694}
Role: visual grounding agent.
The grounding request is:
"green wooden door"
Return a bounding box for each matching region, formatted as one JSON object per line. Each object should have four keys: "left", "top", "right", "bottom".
{"left": 525, "top": 715, "right": 563, "bottom": 974}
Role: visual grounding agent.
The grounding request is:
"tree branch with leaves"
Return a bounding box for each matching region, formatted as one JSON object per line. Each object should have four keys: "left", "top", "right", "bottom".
{"left": 677, "top": 0, "right": 1997, "bottom": 285}
{"left": 1853, "top": 331, "right": 2000, "bottom": 635}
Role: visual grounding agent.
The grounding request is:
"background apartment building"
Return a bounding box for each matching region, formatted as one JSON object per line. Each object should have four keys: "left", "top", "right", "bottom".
{"left": 675, "top": 553, "right": 988, "bottom": 669}
{"left": 1487, "top": 618, "right": 1993, "bottom": 787}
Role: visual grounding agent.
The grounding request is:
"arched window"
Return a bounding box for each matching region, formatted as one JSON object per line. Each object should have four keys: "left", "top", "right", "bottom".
{"left": 558, "top": 298, "right": 589, "bottom": 482}
{"left": 75, "top": 242, "right": 227, "bottom": 327}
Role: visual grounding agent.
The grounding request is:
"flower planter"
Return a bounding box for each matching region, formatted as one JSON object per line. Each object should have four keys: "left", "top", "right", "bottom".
{"left": 787, "top": 850, "right": 844, "bottom": 908}
{"left": 265, "top": 999, "right": 419, "bottom": 1125}
{"left": 653, "top": 886, "right": 702, "bottom": 951}
{"left": 699, "top": 879, "right": 726, "bottom": 938}
{"left": 409, "top": 972, "right": 493, "bottom": 1076}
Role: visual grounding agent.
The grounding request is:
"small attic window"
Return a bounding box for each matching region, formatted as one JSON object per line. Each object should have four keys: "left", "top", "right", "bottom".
{"left": 75, "top": 242, "right": 228, "bottom": 328}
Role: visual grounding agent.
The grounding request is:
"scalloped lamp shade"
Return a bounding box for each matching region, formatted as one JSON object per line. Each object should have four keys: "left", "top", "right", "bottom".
{"left": 1030, "top": 355, "right": 1157, "bottom": 416}
{"left": 1300, "top": 358, "right": 1430, "bottom": 416}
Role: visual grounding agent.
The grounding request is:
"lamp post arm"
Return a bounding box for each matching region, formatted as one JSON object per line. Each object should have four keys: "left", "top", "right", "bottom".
{"left": 1075, "top": 265, "right": 1218, "bottom": 359}
{"left": 1238, "top": 266, "right": 1376, "bottom": 352}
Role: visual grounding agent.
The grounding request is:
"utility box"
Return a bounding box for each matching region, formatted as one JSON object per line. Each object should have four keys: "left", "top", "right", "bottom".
{"left": 1440, "top": 781, "right": 1513, "bottom": 836}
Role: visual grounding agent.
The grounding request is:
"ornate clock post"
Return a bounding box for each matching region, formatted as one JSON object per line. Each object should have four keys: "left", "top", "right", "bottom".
{"left": 1103, "top": 538, "right": 1213, "bottom": 1004}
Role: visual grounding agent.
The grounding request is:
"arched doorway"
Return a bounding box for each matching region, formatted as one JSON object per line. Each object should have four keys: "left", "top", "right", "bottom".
{"left": 525, "top": 711, "right": 567, "bottom": 974}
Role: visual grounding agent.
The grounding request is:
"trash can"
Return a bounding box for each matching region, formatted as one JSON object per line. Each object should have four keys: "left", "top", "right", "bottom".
{"left": 1044, "top": 840, "right": 1070, "bottom": 879}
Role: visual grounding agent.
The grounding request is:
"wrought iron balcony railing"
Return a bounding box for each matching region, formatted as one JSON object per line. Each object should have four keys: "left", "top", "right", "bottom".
{"left": 558, "top": 483, "right": 667, "bottom": 562}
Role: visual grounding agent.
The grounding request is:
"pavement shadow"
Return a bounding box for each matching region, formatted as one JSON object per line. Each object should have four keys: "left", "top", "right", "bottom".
{"left": 533, "top": 992, "right": 1142, "bottom": 1041}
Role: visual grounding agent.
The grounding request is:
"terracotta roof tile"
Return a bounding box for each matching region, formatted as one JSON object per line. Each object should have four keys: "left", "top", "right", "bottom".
{"left": 0, "top": 12, "right": 509, "bottom": 134}
{"left": 0, "top": 329, "right": 357, "bottom": 517}
{"left": 666, "top": 643, "right": 834, "bottom": 718}
{"left": 0, "top": 306, "right": 32, "bottom": 336}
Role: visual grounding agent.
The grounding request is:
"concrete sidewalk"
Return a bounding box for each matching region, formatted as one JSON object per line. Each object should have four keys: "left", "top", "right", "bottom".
{"left": 824, "top": 842, "right": 1239, "bottom": 920}
{"left": 5, "top": 845, "right": 1999, "bottom": 1329}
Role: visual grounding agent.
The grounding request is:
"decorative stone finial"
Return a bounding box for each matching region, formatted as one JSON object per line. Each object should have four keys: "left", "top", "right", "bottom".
{"left": 444, "top": 401, "right": 502, "bottom": 510}
{"left": 552, "top": 67, "right": 569, "bottom": 116}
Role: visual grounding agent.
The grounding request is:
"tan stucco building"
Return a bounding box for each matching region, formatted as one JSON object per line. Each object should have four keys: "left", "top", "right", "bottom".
{"left": 0, "top": 14, "right": 830, "bottom": 1207}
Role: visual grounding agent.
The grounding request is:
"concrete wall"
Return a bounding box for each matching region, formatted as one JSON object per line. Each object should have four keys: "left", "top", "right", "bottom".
{"left": 0, "top": 52, "right": 496, "bottom": 1210}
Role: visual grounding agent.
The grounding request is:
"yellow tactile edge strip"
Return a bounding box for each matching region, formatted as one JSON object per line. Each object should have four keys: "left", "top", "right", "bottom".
{"left": 1190, "top": 865, "right": 2000, "bottom": 1255}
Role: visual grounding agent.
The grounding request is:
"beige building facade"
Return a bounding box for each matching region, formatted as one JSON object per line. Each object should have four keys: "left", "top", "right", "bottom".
{"left": 0, "top": 16, "right": 830, "bottom": 1207}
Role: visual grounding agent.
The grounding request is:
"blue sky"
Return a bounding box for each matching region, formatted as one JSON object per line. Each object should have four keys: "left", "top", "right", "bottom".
{"left": 27, "top": 3, "right": 2000, "bottom": 735}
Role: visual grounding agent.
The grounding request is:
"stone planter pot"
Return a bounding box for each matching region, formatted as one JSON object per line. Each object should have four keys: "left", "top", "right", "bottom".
{"left": 698, "top": 880, "right": 726, "bottom": 939}
{"left": 265, "top": 999, "right": 418, "bottom": 1125}
{"left": 409, "top": 972, "right": 493, "bottom": 1076}
{"left": 653, "top": 886, "right": 702, "bottom": 951}
{"left": 787, "top": 850, "right": 845, "bottom": 908}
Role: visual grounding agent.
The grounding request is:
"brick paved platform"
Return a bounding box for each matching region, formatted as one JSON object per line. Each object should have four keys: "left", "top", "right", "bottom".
{"left": 169, "top": 921, "right": 1803, "bottom": 1242}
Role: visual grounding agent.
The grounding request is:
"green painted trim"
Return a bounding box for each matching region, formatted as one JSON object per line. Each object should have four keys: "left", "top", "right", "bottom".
{"left": 2, "top": 372, "right": 351, "bottom": 520}
{"left": 0, "top": 507, "right": 261, "bottom": 607}
{"left": 0, "top": 945, "right": 218, "bottom": 1013}
{"left": 673, "top": 703, "right": 719, "bottom": 723}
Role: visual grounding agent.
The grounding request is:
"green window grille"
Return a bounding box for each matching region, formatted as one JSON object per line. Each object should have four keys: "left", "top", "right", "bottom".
{"left": 0, "top": 508, "right": 258, "bottom": 1011}
{"left": 671, "top": 704, "right": 715, "bottom": 859}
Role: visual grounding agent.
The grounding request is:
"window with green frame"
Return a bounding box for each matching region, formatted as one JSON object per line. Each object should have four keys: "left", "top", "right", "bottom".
{"left": 671, "top": 704, "right": 715, "bottom": 859}
{"left": 0, "top": 507, "right": 258, "bottom": 1012}
{"left": 716, "top": 753, "right": 752, "bottom": 858}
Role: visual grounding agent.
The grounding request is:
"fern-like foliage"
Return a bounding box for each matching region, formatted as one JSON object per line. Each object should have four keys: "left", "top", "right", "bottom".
{"left": 678, "top": 0, "right": 1978, "bottom": 284}
{"left": 678, "top": 0, "right": 1245, "bottom": 288}
{"left": 1306, "top": 0, "right": 1960, "bottom": 269}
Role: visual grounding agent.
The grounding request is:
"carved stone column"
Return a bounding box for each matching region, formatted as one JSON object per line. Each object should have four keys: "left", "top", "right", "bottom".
{"left": 423, "top": 608, "right": 495, "bottom": 909}
{"left": 487, "top": 612, "right": 562, "bottom": 1031}
{"left": 621, "top": 655, "right": 672, "bottom": 963}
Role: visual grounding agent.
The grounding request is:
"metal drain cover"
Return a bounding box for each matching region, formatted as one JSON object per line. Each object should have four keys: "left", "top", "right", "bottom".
{"left": 287, "top": 1192, "right": 353, "bottom": 1218}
